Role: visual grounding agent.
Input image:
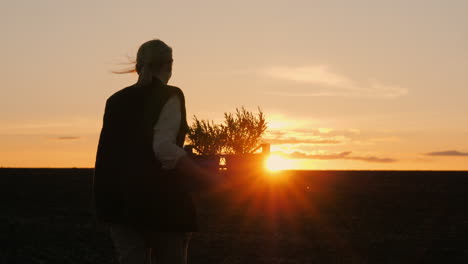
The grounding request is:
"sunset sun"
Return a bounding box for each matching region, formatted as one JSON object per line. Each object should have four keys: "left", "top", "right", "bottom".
{"left": 265, "top": 154, "right": 294, "bottom": 172}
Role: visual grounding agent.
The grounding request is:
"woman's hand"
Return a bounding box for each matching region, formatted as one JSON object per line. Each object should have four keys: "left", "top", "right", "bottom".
{"left": 174, "top": 155, "right": 225, "bottom": 191}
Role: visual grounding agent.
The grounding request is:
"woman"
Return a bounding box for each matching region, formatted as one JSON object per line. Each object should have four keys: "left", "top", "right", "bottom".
{"left": 93, "top": 39, "right": 221, "bottom": 264}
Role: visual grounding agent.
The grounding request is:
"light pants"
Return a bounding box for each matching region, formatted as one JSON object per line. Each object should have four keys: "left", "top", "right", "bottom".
{"left": 109, "top": 224, "right": 191, "bottom": 264}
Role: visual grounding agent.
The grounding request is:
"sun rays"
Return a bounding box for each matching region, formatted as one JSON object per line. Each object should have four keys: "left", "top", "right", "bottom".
{"left": 264, "top": 154, "right": 295, "bottom": 172}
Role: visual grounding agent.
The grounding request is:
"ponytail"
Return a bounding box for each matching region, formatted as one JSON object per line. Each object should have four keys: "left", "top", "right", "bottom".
{"left": 113, "top": 39, "right": 173, "bottom": 86}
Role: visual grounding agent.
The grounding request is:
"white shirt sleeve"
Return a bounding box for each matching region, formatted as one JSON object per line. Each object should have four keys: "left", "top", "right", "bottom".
{"left": 152, "top": 94, "right": 187, "bottom": 170}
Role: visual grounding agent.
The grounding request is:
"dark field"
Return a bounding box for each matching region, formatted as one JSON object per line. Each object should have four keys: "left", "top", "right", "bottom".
{"left": 1, "top": 168, "right": 468, "bottom": 263}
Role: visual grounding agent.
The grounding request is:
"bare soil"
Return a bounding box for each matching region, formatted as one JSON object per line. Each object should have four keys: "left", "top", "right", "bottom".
{"left": 1, "top": 168, "right": 467, "bottom": 263}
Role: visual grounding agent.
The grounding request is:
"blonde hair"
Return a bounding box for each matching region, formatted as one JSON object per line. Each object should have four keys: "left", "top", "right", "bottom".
{"left": 114, "top": 39, "right": 173, "bottom": 85}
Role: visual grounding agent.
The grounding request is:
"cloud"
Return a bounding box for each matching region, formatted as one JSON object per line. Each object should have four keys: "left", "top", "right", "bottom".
{"left": 261, "top": 65, "right": 408, "bottom": 98}
{"left": 287, "top": 151, "right": 352, "bottom": 160}
{"left": 369, "top": 136, "right": 400, "bottom": 143}
{"left": 51, "top": 136, "right": 81, "bottom": 140}
{"left": 347, "top": 155, "right": 397, "bottom": 163}
{"left": 265, "top": 138, "right": 341, "bottom": 145}
{"left": 263, "top": 65, "right": 354, "bottom": 88}
{"left": 0, "top": 117, "right": 100, "bottom": 135}
{"left": 288, "top": 128, "right": 360, "bottom": 137}
{"left": 425, "top": 150, "right": 468, "bottom": 157}
{"left": 277, "top": 151, "right": 397, "bottom": 163}
{"left": 263, "top": 128, "right": 356, "bottom": 146}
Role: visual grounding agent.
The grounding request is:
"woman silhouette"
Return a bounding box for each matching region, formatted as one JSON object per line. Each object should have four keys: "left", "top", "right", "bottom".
{"left": 94, "top": 39, "right": 221, "bottom": 264}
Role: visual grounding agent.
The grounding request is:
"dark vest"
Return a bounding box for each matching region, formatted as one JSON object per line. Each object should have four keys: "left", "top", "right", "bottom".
{"left": 93, "top": 78, "right": 197, "bottom": 231}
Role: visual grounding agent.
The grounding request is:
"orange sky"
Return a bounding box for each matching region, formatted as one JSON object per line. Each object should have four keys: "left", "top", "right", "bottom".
{"left": 1, "top": 0, "right": 467, "bottom": 170}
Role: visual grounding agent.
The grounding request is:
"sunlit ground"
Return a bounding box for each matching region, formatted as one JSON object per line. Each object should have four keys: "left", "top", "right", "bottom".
{"left": 219, "top": 155, "right": 317, "bottom": 237}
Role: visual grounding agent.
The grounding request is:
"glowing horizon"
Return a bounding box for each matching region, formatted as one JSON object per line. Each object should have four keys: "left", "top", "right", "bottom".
{"left": 1, "top": 0, "right": 468, "bottom": 170}
{"left": 265, "top": 154, "right": 296, "bottom": 172}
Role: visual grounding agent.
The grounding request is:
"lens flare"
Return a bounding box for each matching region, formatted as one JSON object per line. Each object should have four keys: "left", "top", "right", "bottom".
{"left": 265, "top": 154, "right": 294, "bottom": 171}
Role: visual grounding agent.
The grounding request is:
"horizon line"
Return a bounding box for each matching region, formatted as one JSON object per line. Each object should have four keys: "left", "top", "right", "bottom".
{"left": 0, "top": 167, "right": 467, "bottom": 172}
